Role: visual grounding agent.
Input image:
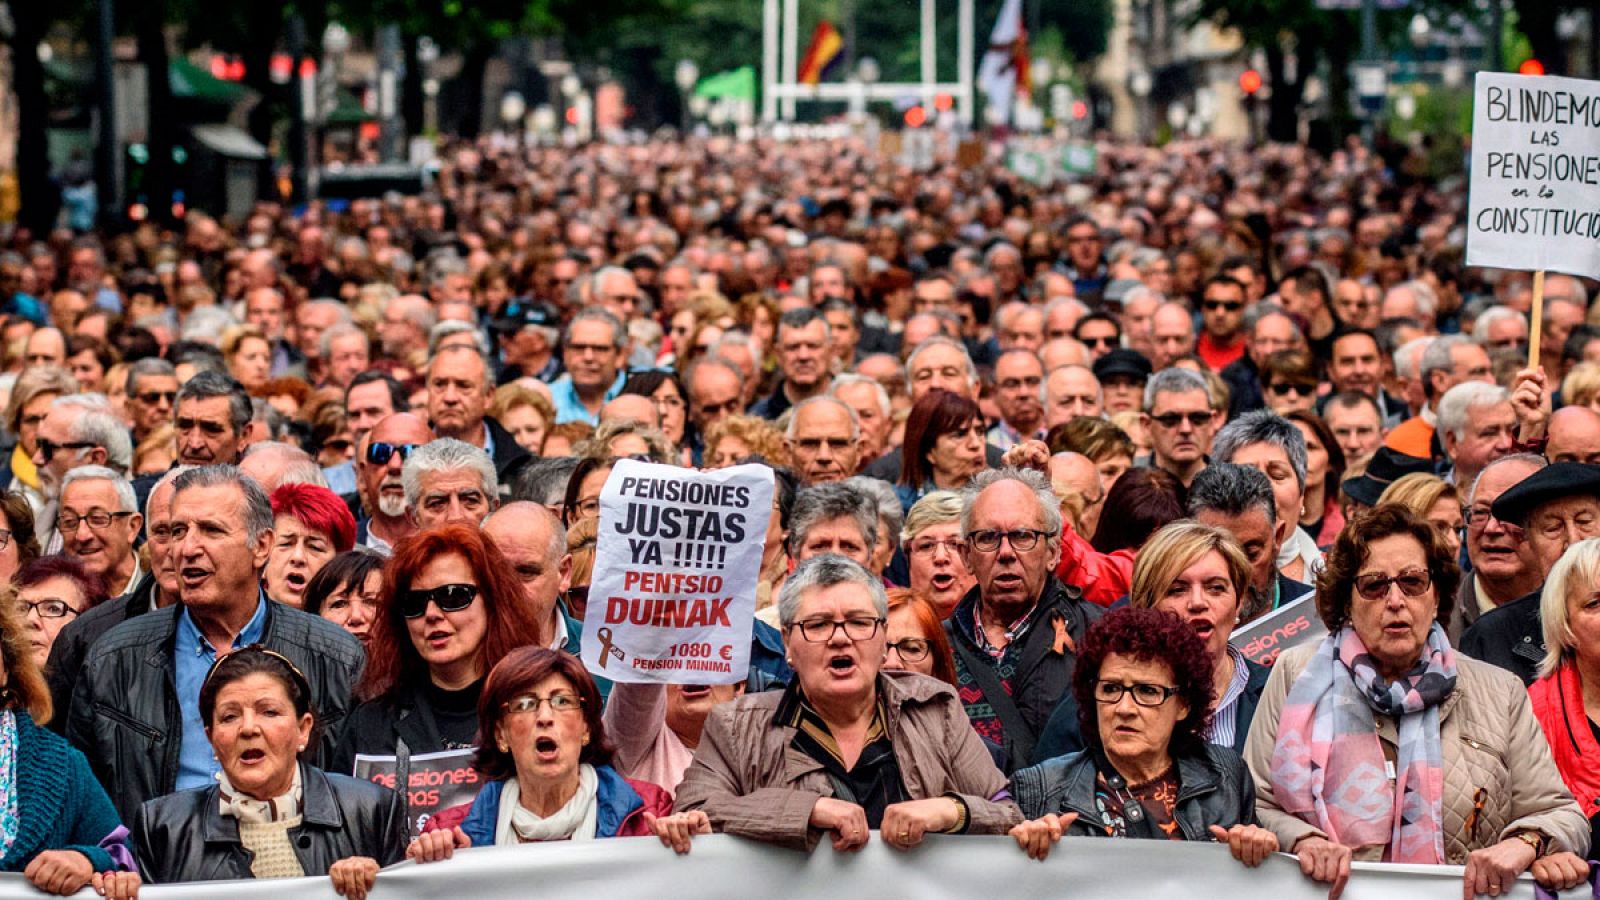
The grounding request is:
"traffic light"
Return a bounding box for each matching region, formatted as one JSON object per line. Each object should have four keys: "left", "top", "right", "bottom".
{"left": 1239, "top": 69, "right": 1263, "bottom": 96}
{"left": 904, "top": 106, "right": 927, "bottom": 128}
{"left": 1518, "top": 58, "right": 1545, "bottom": 76}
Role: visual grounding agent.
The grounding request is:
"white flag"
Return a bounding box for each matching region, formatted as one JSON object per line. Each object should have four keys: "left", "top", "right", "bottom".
{"left": 978, "top": 0, "right": 1027, "bottom": 126}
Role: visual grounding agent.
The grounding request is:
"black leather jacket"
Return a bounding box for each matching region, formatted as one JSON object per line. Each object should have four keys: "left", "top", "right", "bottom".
{"left": 67, "top": 601, "right": 366, "bottom": 823}
{"left": 45, "top": 573, "right": 162, "bottom": 735}
{"left": 133, "top": 763, "right": 407, "bottom": 883}
{"left": 1009, "top": 742, "right": 1259, "bottom": 839}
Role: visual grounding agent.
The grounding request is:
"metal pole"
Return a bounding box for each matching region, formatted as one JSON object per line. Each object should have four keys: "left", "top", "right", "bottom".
{"left": 921, "top": 0, "right": 936, "bottom": 108}
{"left": 93, "top": 0, "right": 119, "bottom": 225}
{"left": 782, "top": 0, "right": 798, "bottom": 119}
{"left": 764, "top": 0, "right": 779, "bottom": 122}
{"left": 1490, "top": 0, "right": 1504, "bottom": 71}
{"left": 377, "top": 24, "right": 403, "bottom": 162}
{"left": 286, "top": 16, "right": 309, "bottom": 204}
{"left": 958, "top": 0, "right": 974, "bottom": 126}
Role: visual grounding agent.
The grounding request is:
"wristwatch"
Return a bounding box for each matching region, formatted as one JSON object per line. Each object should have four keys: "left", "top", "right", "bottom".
{"left": 1514, "top": 830, "right": 1548, "bottom": 857}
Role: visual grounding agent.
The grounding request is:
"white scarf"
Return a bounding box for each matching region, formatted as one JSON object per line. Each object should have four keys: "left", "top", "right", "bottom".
{"left": 218, "top": 767, "right": 304, "bottom": 824}
{"left": 494, "top": 765, "right": 600, "bottom": 845}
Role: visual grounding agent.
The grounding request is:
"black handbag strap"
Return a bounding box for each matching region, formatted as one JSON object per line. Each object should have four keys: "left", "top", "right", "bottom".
{"left": 952, "top": 636, "right": 1038, "bottom": 767}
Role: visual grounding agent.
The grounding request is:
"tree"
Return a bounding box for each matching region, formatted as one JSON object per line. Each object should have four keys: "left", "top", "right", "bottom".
{"left": 8, "top": 0, "right": 59, "bottom": 231}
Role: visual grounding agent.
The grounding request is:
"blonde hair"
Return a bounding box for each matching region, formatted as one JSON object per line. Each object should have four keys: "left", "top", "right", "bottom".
{"left": 900, "top": 490, "right": 964, "bottom": 544}
{"left": 1562, "top": 362, "right": 1600, "bottom": 409}
{"left": 1129, "top": 521, "right": 1251, "bottom": 614}
{"left": 490, "top": 383, "right": 555, "bottom": 428}
{"left": 1540, "top": 537, "right": 1600, "bottom": 678}
{"left": 1377, "top": 473, "right": 1461, "bottom": 519}
{"left": 220, "top": 324, "right": 269, "bottom": 360}
{"left": 567, "top": 516, "right": 599, "bottom": 588}
{"left": 703, "top": 414, "right": 790, "bottom": 468}
{"left": 575, "top": 419, "right": 676, "bottom": 464}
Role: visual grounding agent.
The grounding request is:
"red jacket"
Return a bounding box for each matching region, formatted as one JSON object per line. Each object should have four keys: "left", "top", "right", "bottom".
{"left": 1053, "top": 522, "right": 1134, "bottom": 607}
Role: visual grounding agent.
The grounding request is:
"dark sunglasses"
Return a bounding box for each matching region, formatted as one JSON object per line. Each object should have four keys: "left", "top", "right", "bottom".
{"left": 1269, "top": 382, "right": 1315, "bottom": 397}
{"left": 135, "top": 390, "right": 176, "bottom": 405}
{"left": 1204, "top": 300, "right": 1244, "bottom": 313}
{"left": 1354, "top": 568, "right": 1432, "bottom": 601}
{"left": 365, "top": 442, "right": 423, "bottom": 466}
{"left": 1149, "top": 411, "right": 1213, "bottom": 428}
{"left": 399, "top": 583, "right": 479, "bottom": 618}
{"left": 35, "top": 438, "right": 94, "bottom": 459}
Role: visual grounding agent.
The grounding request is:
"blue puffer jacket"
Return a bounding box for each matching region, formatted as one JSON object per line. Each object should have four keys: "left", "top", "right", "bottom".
{"left": 449, "top": 765, "right": 673, "bottom": 844}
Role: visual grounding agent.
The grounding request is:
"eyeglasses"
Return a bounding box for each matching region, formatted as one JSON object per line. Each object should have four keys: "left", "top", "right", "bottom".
{"left": 1466, "top": 505, "right": 1524, "bottom": 536}
{"left": 909, "top": 537, "right": 964, "bottom": 557}
{"left": 790, "top": 616, "right": 884, "bottom": 643}
{"left": 365, "top": 442, "right": 422, "bottom": 466}
{"left": 1269, "top": 382, "right": 1315, "bottom": 397}
{"left": 567, "top": 342, "right": 619, "bottom": 356}
{"left": 17, "top": 599, "right": 77, "bottom": 619}
{"left": 504, "top": 692, "right": 583, "bottom": 715}
{"left": 1203, "top": 300, "right": 1244, "bottom": 313}
{"left": 0, "top": 529, "right": 11, "bottom": 551}
{"left": 57, "top": 510, "right": 133, "bottom": 532}
{"left": 35, "top": 438, "right": 95, "bottom": 459}
{"left": 399, "top": 583, "right": 480, "bottom": 618}
{"left": 135, "top": 390, "right": 176, "bottom": 405}
{"left": 1354, "top": 568, "right": 1432, "bottom": 601}
{"left": 1093, "top": 680, "right": 1179, "bottom": 707}
{"left": 1148, "top": 411, "right": 1213, "bottom": 429}
{"left": 887, "top": 638, "right": 931, "bottom": 662}
{"left": 967, "top": 529, "right": 1052, "bottom": 552}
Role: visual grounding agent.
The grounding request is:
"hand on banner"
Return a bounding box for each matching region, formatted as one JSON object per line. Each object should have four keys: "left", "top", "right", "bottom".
{"left": 1002, "top": 441, "right": 1051, "bottom": 474}
{"left": 329, "top": 856, "right": 381, "bottom": 900}
{"left": 407, "top": 826, "right": 471, "bottom": 864}
{"left": 1463, "top": 837, "right": 1539, "bottom": 899}
{"left": 90, "top": 871, "right": 141, "bottom": 900}
{"left": 24, "top": 849, "right": 95, "bottom": 895}
{"left": 1208, "top": 824, "right": 1280, "bottom": 868}
{"left": 1008, "top": 812, "right": 1078, "bottom": 861}
{"left": 645, "top": 810, "right": 713, "bottom": 855}
{"left": 880, "top": 798, "right": 961, "bottom": 850}
{"left": 1292, "top": 836, "right": 1351, "bottom": 900}
{"left": 809, "top": 797, "right": 870, "bottom": 852}
{"left": 1510, "top": 368, "right": 1550, "bottom": 442}
{"left": 1529, "top": 851, "right": 1590, "bottom": 892}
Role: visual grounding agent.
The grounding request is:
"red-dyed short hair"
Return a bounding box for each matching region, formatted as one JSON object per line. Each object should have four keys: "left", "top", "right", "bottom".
{"left": 270, "top": 483, "right": 356, "bottom": 553}
{"left": 473, "top": 647, "right": 614, "bottom": 780}
{"left": 886, "top": 588, "right": 957, "bottom": 686}
{"left": 361, "top": 523, "right": 545, "bottom": 702}
{"left": 1072, "top": 607, "right": 1215, "bottom": 758}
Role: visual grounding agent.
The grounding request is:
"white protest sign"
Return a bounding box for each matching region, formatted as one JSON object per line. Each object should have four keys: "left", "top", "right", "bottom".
{"left": 581, "top": 459, "right": 772, "bottom": 684}
{"left": 1467, "top": 71, "right": 1600, "bottom": 278}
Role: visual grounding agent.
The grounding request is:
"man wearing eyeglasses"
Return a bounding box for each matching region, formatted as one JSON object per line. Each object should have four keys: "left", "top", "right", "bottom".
{"left": 1140, "top": 368, "right": 1218, "bottom": 489}
{"left": 550, "top": 306, "right": 628, "bottom": 426}
{"left": 1196, "top": 275, "right": 1248, "bottom": 372}
{"left": 1452, "top": 454, "right": 1546, "bottom": 644}
{"left": 945, "top": 468, "right": 1100, "bottom": 773}
{"left": 58, "top": 466, "right": 142, "bottom": 598}
{"left": 354, "top": 413, "right": 435, "bottom": 555}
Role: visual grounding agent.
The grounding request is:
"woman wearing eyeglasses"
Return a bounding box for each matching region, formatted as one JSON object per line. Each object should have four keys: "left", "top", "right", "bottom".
{"left": 884, "top": 589, "right": 956, "bottom": 684}
{"left": 896, "top": 390, "right": 987, "bottom": 513}
{"left": 14, "top": 556, "right": 107, "bottom": 670}
{"left": 406, "top": 648, "right": 673, "bottom": 860}
{"left": 653, "top": 556, "right": 1019, "bottom": 855}
{"left": 1245, "top": 506, "right": 1591, "bottom": 899}
{"left": 1008, "top": 607, "right": 1277, "bottom": 865}
{"left": 330, "top": 524, "right": 546, "bottom": 832}
{"left": 900, "top": 491, "right": 976, "bottom": 619}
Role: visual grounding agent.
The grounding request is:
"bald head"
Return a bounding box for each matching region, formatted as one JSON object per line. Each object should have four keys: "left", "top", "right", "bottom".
{"left": 1050, "top": 451, "right": 1106, "bottom": 535}
{"left": 483, "top": 501, "right": 570, "bottom": 634}
{"left": 365, "top": 412, "right": 435, "bottom": 449}
{"left": 600, "top": 394, "right": 661, "bottom": 428}
{"left": 1548, "top": 405, "right": 1600, "bottom": 465}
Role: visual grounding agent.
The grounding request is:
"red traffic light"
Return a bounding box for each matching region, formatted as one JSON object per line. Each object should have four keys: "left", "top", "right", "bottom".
{"left": 904, "top": 106, "right": 927, "bottom": 127}
{"left": 1239, "top": 69, "right": 1263, "bottom": 95}
{"left": 1519, "top": 58, "right": 1545, "bottom": 76}
{"left": 1071, "top": 100, "right": 1088, "bottom": 119}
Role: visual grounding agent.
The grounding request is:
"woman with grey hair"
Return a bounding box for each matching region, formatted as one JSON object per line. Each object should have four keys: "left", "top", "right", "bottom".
{"left": 1211, "top": 409, "right": 1322, "bottom": 584}
{"left": 655, "top": 555, "right": 1021, "bottom": 854}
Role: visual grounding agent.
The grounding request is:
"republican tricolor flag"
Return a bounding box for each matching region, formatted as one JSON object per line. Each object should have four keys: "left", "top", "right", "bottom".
{"left": 978, "top": 0, "right": 1030, "bottom": 125}
{"left": 798, "top": 21, "right": 844, "bottom": 85}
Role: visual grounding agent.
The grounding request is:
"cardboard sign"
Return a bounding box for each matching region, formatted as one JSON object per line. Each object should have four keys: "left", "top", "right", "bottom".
{"left": 1230, "top": 592, "right": 1327, "bottom": 667}
{"left": 582, "top": 460, "right": 773, "bottom": 684}
{"left": 353, "top": 747, "right": 481, "bottom": 834}
{"left": 1467, "top": 72, "right": 1600, "bottom": 278}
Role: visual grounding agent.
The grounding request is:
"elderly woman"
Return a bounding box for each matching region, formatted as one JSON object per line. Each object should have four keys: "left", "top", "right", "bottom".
{"left": 221, "top": 325, "right": 273, "bottom": 392}
{"left": 134, "top": 648, "right": 406, "bottom": 899}
{"left": 885, "top": 589, "right": 956, "bottom": 685}
{"left": 1530, "top": 537, "right": 1600, "bottom": 862}
{"left": 263, "top": 483, "right": 357, "bottom": 609}
{"left": 1007, "top": 607, "right": 1277, "bottom": 866}
{"left": 331, "top": 524, "right": 546, "bottom": 828}
{"left": 654, "top": 555, "right": 1021, "bottom": 854}
{"left": 0, "top": 593, "right": 137, "bottom": 897}
{"left": 490, "top": 384, "right": 555, "bottom": 455}
{"left": 1129, "top": 523, "right": 1268, "bottom": 752}
{"left": 897, "top": 389, "right": 987, "bottom": 512}
{"left": 15, "top": 556, "right": 108, "bottom": 670}
{"left": 0, "top": 492, "right": 41, "bottom": 587}
{"left": 703, "top": 415, "right": 792, "bottom": 470}
{"left": 900, "top": 490, "right": 976, "bottom": 618}
{"left": 576, "top": 420, "right": 676, "bottom": 463}
{"left": 620, "top": 370, "right": 689, "bottom": 453}
{"left": 1213, "top": 410, "right": 1321, "bottom": 584}
{"left": 1378, "top": 473, "right": 1465, "bottom": 559}
{"left": 407, "top": 647, "right": 672, "bottom": 857}
{"left": 302, "top": 550, "right": 386, "bottom": 649}
{"left": 1246, "top": 505, "right": 1591, "bottom": 899}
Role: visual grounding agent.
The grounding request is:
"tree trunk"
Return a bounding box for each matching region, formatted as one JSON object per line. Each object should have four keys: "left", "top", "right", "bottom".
{"left": 455, "top": 42, "right": 493, "bottom": 139}
{"left": 9, "top": 2, "right": 57, "bottom": 233}
{"left": 240, "top": 3, "right": 283, "bottom": 200}
{"left": 138, "top": 1, "right": 177, "bottom": 225}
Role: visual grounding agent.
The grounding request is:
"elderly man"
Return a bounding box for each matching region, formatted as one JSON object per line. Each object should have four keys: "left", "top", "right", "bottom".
{"left": 1188, "top": 464, "right": 1310, "bottom": 625}
{"left": 1438, "top": 381, "right": 1516, "bottom": 490}
{"left": 379, "top": 294, "right": 436, "bottom": 365}
{"left": 1462, "top": 461, "right": 1600, "bottom": 684}
{"left": 426, "top": 344, "right": 528, "bottom": 481}
{"left": 292, "top": 299, "right": 349, "bottom": 384}
{"left": 1385, "top": 335, "right": 1494, "bottom": 459}
{"left": 345, "top": 371, "right": 410, "bottom": 439}
{"left": 403, "top": 437, "right": 500, "bottom": 528}
{"left": 947, "top": 468, "right": 1100, "bottom": 772}
{"left": 1141, "top": 368, "right": 1218, "bottom": 488}
{"left": 23, "top": 326, "right": 65, "bottom": 367}
{"left": 785, "top": 396, "right": 861, "bottom": 485}
{"left": 174, "top": 370, "right": 250, "bottom": 467}
{"left": 989, "top": 349, "right": 1046, "bottom": 449}
{"left": 753, "top": 308, "right": 835, "bottom": 419}
{"left": 686, "top": 355, "right": 746, "bottom": 445}
{"left": 1043, "top": 365, "right": 1102, "bottom": 429}
{"left": 1546, "top": 406, "right": 1600, "bottom": 465}
{"left": 994, "top": 302, "right": 1045, "bottom": 354}
{"left": 356, "top": 413, "right": 435, "bottom": 554}
{"left": 1149, "top": 301, "right": 1197, "bottom": 370}
{"left": 1222, "top": 307, "right": 1300, "bottom": 418}
{"left": 124, "top": 358, "right": 179, "bottom": 444}
{"left": 1323, "top": 391, "right": 1385, "bottom": 464}
{"left": 1454, "top": 454, "right": 1547, "bottom": 643}
{"left": 484, "top": 503, "right": 580, "bottom": 651}
{"left": 551, "top": 306, "right": 628, "bottom": 426}
{"left": 906, "top": 336, "right": 979, "bottom": 401}
{"left": 58, "top": 466, "right": 143, "bottom": 597}
{"left": 68, "top": 465, "right": 365, "bottom": 821}
{"left": 831, "top": 375, "right": 893, "bottom": 465}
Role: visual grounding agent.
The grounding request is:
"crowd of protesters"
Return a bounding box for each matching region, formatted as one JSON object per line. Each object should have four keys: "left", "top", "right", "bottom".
{"left": 0, "top": 130, "right": 1593, "bottom": 899}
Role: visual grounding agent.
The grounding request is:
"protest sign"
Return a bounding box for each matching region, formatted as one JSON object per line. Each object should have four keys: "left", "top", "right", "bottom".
{"left": 582, "top": 459, "right": 773, "bottom": 684}
{"left": 1230, "top": 592, "right": 1327, "bottom": 667}
{"left": 353, "top": 747, "right": 481, "bottom": 834}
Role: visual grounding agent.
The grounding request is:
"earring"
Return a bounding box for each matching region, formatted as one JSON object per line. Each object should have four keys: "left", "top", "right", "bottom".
{"left": 498, "top": 742, "right": 508, "bottom": 753}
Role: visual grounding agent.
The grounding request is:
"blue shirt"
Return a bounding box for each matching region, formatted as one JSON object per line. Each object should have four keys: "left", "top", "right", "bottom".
{"left": 550, "top": 372, "right": 625, "bottom": 425}
{"left": 174, "top": 595, "right": 268, "bottom": 790}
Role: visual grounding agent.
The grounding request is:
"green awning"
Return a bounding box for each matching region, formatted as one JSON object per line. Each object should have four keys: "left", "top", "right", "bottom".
{"left": 695, "top": 66, "right": 756, "bottom": 101}
{"left": 169, "top": 58, "right": 249, "bottom": 104}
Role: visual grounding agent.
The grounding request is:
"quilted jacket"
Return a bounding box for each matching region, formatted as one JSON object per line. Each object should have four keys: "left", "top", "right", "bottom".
{"left": 1243, "top": 642, "right": 1590, "bottom": 863}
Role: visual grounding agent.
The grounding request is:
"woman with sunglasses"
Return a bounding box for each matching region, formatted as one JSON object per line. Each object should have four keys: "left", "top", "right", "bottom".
{"left": 1260, "top": 350, "right": 1318, "bottom": 418}
{"left": 1245, "top": 506, "right": 1591, "bottom": 899}
{"left": 330, "top": 524, "right": 546, "bottom": 832}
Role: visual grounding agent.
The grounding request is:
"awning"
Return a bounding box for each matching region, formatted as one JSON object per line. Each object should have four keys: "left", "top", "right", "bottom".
{"left": 189, "top": 124, "right": 267, "bottom": 160}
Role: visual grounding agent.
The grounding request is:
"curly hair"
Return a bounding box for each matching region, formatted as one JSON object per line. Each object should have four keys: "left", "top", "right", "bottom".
{"left": 474, "top": 647, "right": 613, "bottom": 781}
{"left": 1073, "top": 607, "right": 1215, "bottom": 758}
{"left": 702, "top": 414, "right": 791, "bottom": 469}
{"left": 1315, "top": 504, "right": 1461, "bottom": 633}
{"left": 490, "top": 383, "right": 555, "bottom": 431}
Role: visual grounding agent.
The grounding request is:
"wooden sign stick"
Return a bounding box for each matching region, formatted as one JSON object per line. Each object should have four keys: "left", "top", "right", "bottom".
{"left": 1528, "top": 270, "right": 1546, "bottom": 372}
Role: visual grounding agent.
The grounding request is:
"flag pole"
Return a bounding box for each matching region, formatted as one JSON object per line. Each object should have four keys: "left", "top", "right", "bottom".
{"left": 1528, "top": 270, "right": 1546, "bottom": 372}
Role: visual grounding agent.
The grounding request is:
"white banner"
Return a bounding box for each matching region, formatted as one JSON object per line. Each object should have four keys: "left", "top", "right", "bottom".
{"left": 1467, "top": 71, "right": 1600, "bottom": 278}
{"left": 16, "top": 835, "right": 1576, "bottom": 899}
{"left": 582, "top": 460, "right": 773, "bottom": 685}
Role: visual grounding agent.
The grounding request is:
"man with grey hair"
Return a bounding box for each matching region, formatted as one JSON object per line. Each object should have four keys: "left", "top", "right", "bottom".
{"left": 1472, "top": 306, "right": 1529, "bottom": 352}
{"left": 321, "top": 322, "right": 371, "bottom": 390}
{"left": 1390, "top": 334, "right": 1494, "bottom": 460}
{"left": 357, "top": 413, "right": 435, "bottom": 554}
{"left": 292, "top": 298, "right": 351, "bottom": 384}
{"left": 1141, "top": 367, "right": 1218, "bottom": 488}
{"left": 590, "top": 266, "right": 644, "bottom": 322}
{"left": 174, "top": 370, "right": 251, "bottom": 467}
{"left": 552, "top": 306, "right": 628, "bottom": 425}
{"left": 1453, "top": 453, "right": 1547, "bottom": 643}
{"left": 403, "top": 437, "right": 500, "bottom": 528}
{"left": 125, "top": 357, "right": 178, "bottom": 444}
{"left": 68, "top": 464, "right": 365, "bottom": 821}
{"left": 947, "top": 467, "right": 1099, "bottom": 772}
{"left": 34, "top": 394, "right": 132, "bottom": 549}
{"left": 429, "top": 320, "right": 490, "bottom": 358}
{"left": 511, "top": 456, "right": 581, "bottom": 515}
{"left": 831, "top": 374, "right": 892, "bottom": 464}
{"left": 380, "top": 293, "right": 437, "bottom": 364}
{"left": 426, "top": 343, "right": 529, "bottom": 480}
{"left": 1438, "top": 381, "right": 1516, "bottom": 489}
{"left": 753, "top": 307, "right": 835, "bottom": 419}
{"left": 239, "top": 441, "right": 328, "bottom": 493}
{"left": 786, "top": 482, "right": 878, "bottom": 567}
{"left": 1188, "top": 463, "right": 1311, "bottom": 627}
{"left": 786, "top": 396, "right": 861, "bottom": 485}
{"left": 59, "top": 465, "right": 143, "bottom": 596}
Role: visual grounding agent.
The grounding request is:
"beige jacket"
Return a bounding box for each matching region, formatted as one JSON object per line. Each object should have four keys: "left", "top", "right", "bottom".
{"left": 1244, "top": 643, "right": 1591, "bottom": 863}
{"left": 674, "top": 670, "right": 1022, "bottom": 850}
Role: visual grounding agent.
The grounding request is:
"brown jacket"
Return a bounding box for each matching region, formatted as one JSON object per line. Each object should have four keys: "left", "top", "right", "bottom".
{"left": 674, "top": 670, "right": 1022, "bottom": 850}
{"left": 1244, "top": 643, "right": 1591, "bottom": 863}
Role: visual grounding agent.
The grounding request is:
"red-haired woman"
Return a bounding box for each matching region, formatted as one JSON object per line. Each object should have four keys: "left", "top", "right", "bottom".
{"left": 884, "top": 589, "right": 957, "bottom": 685}
{"left": 895, "top": 389, "right": 987, "bottom": 512}
{"left": 263, "top": 483, "right": 357, "bottom": 609}
{"left": 330, "top": 524, "right": 546, "bottom": 832}
{"left": 407, "top": 648, "right": 672, "bottom": 858}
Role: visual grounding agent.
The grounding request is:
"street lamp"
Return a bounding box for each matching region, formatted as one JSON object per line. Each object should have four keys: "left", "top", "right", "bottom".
{"left": 674, "top": 59, "right": 699, "bottom": 132}
{"left": 500, "top": 91, "right": 526, "bottom": 133}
